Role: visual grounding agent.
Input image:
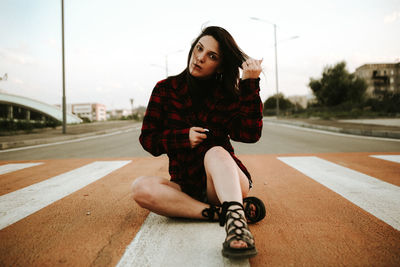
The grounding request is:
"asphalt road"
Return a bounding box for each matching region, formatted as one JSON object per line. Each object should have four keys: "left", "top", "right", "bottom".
{"left": 1, "top": 120, "right": 400, "bottom": 266}
{"left": 1, "top": 121, "right": 399, "bottom": 161}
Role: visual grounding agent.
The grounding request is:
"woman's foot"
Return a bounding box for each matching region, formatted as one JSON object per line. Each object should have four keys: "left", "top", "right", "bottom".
{"left": 220, "top": 201, "right": 257, "bottom": 258}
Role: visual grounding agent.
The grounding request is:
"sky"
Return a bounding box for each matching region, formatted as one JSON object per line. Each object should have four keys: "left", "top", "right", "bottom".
{"left": 0, "top": 0, "right": 399, "bottom": 110}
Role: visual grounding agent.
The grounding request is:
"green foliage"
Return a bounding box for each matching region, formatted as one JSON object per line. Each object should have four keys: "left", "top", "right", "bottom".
{"left": 365, "top": 92, "right": 400, "bottom": 113}
{"left": 120, "top": 112, "right": 143, "bottom": 121}
{"left": 309, "top": 61, "right": 367, "bottom": 107}
{"left": 80, "top": 117, "right": 92, "bottom": 123}
{"left": 263, "top": 94, "right": 295, "bottom": 116}
{"left": 0, "top": 119, "right": 61, "bottom": 134}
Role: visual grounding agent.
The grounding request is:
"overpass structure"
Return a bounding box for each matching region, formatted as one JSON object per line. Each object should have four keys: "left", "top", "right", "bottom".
{"left": 0, "top": 91, "right": 82, "bottom": 124}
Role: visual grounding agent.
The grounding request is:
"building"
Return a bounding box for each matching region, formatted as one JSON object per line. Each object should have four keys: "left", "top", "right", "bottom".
{"left": 106, "top": 107, "right": 146, "bottom": 120}
{"left": 71, "top": 103, "right": 107, "bottom": 121}
{"left": 106, "top": 109, "right": 131, "bottom": 120}
{"left": 287, "top": 95, "right": 309, "bottom": 109}
{"left": 355, "top": 63, "right": 400, "bottom": 97}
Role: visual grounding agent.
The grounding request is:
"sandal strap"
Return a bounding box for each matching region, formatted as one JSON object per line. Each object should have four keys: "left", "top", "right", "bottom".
{"left": 219, "top": 201, "right": 243, "bottom": 226}
{"left": 201, "top": 205, "right": 220, "bottom": 222}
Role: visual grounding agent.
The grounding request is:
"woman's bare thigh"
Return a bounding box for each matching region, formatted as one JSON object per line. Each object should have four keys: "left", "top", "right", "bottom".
{"left": 132, "top": 175, "right": 182, "bottom": 193}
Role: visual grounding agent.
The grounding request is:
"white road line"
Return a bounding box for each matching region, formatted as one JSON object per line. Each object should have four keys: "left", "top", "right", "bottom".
{"left": 0, "top": 162, "right": 43, "bottom": 175}
{"left": 0, "top": 160, "right": 130, "bottom": 230}
{"left": 278, "top": 156, "right": 400, "bottom": 231}
{"left": 117, "top": 213, "right": 250, "bottom": 267}
{"left": 370, "top": 155, "right": 400, "bottom": 164}
{"left": 264, "top": 120, "right": 400, "bottom": 142}
{"left": 0, "top": 128, "right": 136, "bottom": 153}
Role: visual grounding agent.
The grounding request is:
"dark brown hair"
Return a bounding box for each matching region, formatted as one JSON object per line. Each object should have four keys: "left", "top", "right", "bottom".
{"left": 186, "top": 26, "right": 248, "bottom": 96}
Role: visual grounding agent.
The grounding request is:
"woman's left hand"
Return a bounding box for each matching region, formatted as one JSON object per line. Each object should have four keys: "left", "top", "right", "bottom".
{"left": 241, "top": 58, "right": 263, "bottom": 80}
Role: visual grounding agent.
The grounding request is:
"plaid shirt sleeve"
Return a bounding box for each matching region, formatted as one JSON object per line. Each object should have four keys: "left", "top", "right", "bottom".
{"left": 139, "top": 80, "right": 191, "bottom": 156}
{"left": 228, "top": 78, "right": 263, "bottom": 143}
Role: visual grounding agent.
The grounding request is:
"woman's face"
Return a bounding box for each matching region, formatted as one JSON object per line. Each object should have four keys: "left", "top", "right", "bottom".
{"left": 189, "top": 35, "right": 222, "bottom": 79}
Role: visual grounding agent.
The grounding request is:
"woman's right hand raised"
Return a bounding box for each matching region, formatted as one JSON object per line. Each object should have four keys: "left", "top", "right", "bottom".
{"left": 189, "top": 127, "right": 207, "bottom": 148}
{"left": 241, "top": 58, "right": 263, "bottom": 80}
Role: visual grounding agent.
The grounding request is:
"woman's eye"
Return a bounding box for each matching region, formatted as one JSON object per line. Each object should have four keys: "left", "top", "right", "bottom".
{"left": 210, "top": 54, "right": 217, "bottom": 60}
{"left": 196, "top": 45, "right": 202, "bottom": 51}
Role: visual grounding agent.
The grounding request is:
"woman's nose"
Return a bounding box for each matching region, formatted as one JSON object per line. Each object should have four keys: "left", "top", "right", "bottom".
{"left": 197, "top": 52, "right": 206, "bottom": 63}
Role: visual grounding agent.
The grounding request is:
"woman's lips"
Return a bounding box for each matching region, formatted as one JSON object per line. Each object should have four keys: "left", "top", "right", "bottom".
{"left": 193, "top": 63, "right": 202, "bottom": 70}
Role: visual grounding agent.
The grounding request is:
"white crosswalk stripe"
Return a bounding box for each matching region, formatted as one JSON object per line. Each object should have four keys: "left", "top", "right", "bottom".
{"left": 278, "top": 156, "right": 400, "bottom": 231}
{"left": 370, "top": 155, "right": 400, "bottom": 164}
{"left": 117, "top": 213, "right": 250, "bottom": 267}
{"left": 0, "top": 160, "right": 131, "bottom": 230}
{"left": 0, "top": 162, "right": 43, "bottom": 175}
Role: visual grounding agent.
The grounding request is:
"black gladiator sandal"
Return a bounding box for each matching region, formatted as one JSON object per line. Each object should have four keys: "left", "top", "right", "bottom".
{"left": 201, "top": 197, "right": 266, "bottom": 224}
{"left": 219, "top": 201, "right": 257, "bottom": 258}
{"left": 243, "top": 197, "right": 266, "bottom": 224}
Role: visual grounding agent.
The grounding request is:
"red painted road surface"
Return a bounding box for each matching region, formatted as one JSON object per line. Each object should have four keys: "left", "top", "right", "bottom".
{"left": 0, "top": 152, "right": 399, "bottom": 266}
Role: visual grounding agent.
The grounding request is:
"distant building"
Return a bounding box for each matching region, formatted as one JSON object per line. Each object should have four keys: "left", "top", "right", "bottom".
{"left": 355, "top": 63, "right": 400, "bottom": 97}
{"left": 72, "top": 103, "right": 106, "bottom": 121}
{"left": 56, "top": 103, "right": 107, "bottom": 121}
{"left": 287, "top": 95, "right": 309, "bottom": 109}
{"left": 106, "top": 107, "right": 146, "bottom": 120}
{"left": 107, "top": 109, "right": 132, "bottom": 120}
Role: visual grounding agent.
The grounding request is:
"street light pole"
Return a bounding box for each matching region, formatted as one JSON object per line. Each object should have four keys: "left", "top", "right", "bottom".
{"left": 151, "top": 50, "right": 184, "bottom": 78}
{"left": 130, "top": 98, "right": 134, "bottom": 119}
{"left": 61, "top": 0, "right": 67, "bottom": 133}
{"left": 250, "top": 17, "right": 289, "bottom": 117}
{"left": 165, "top": 49, "right": 183, "bottom": 78}
{"left": 273, "top": 24, "right": 280, "bottom": 116}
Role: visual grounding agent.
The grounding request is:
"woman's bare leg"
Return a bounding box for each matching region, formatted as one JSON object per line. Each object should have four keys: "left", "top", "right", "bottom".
{"left": 203, "top": 146, "right": 252, "bottom": 249}
{"left": 204, "top": 146, "right": 250, "bottom": 205}
{"left": 131, "top": 176, "right": 209, "bottom": 219}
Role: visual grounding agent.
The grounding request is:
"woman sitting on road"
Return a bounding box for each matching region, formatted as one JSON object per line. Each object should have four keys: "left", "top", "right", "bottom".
{"left": 132, "top": 26, "right": 266, "bottom": 259}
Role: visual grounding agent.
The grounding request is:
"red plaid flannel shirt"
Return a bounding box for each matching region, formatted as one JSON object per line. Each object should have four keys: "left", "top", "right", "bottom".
{"left": 139, "top": 73, "right": 263, "bottom": 201}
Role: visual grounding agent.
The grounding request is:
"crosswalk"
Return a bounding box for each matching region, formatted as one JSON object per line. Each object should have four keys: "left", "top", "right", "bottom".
{"left": 0, "top": 153, "right": 399, "bottom": 266}
{"left": 0, "top": 161, "right": 131, "bottom": 230}
{"left": 278, "top": 156, "right": 400, "bottom": 231}
{"left": 0, "top": 162, "right": 43, "bottom": 175}
{"left": 371, "top": 154, "right": 400, "bottom": 164}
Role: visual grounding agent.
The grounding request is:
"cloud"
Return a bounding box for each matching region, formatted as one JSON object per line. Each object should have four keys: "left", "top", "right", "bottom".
{"left": 47, "top": 39, "right": 58, "bottom": 48}
{"left": 384, "top": 11, "right": 400, "bottom": 24}
{"left": 108, "top": 82, "right": 123, "bottom": 89}
{"left": 95, "top": 86, "right": 105, "bottom": 93}
{"left": 132, "top": 81, "right": 146, "bottom": 92}
{"left": 11, "top": 77, "right": 24, "bottom": 85}
{"left": 0, "top": 47, "right": 35, "bottom": 65}
{"left": 94, "top": 82, "right": 123, "bottom": 93}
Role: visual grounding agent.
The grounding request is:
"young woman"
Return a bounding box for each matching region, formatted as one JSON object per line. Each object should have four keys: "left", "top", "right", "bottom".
{"left": 132, "top": 26, "right": 265, "bottom": 258}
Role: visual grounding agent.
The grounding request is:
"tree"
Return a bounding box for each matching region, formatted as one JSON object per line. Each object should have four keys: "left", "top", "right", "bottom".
{"left": 309, "top": 61, "right": 367, "bottom": 107}
{"left": 263, "top": 93, "right": 294, "bottom": 115}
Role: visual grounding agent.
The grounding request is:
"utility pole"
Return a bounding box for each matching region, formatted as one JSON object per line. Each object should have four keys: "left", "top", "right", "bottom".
{"left": 273, "top": 24, "right": 279, "bottom": 116}
{"left": 61, "top": 0, "right": 67, "bottom": 133}
{"left": 130, "top": 98, "right": 134, "bottom": 119}
{"left": 250, "top": 17, "right": 299, "bottom": 117}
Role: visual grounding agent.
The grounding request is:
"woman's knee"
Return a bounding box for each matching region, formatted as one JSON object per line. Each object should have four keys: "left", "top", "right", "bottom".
{"left": 131, "top": 176, "right": 156, "bottom": 206}
{"left": 204, "top": 146, "right": 229, "bottom": 162}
